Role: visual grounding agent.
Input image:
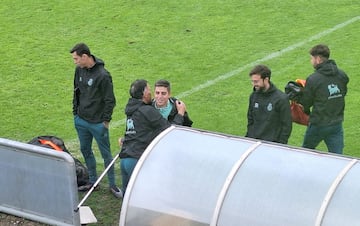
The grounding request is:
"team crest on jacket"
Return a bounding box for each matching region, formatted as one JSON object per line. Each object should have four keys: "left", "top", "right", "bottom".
{"left": 267, "top": 103, "right": 273, "bottom": 111}
{"left": 126, "top": 119, "right": 136, "bottom": 134}
{"left": 328, "top": 84, "right": 340, "bottom": 95}
{"left": 87, "top": 78, "right": 93, "bottom": 86}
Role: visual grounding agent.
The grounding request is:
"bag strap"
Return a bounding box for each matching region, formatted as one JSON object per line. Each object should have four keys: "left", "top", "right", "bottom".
{"left": 38, "top": 139, "right": 63, "bottom": 152}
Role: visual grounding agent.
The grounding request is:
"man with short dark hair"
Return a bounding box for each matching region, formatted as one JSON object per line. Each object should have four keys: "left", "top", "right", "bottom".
{"left": 246, "top": 64, "right": 292, "bottom": 144}
{"left": 70, "top": 43, "right": 122, "bottom": 198}
{"left": 153, "top": 79, "right": 193, "bottom": 127}
{"left": 299, "top": 44, "right": 349, "bottom": 154}
{"left": 119, "top": 79, "right": 184, "bottom": 194}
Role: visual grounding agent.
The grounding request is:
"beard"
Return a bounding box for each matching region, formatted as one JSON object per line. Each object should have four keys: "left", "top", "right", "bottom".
{"left": 254, "top": 86, "right": 266, "bottom": 92}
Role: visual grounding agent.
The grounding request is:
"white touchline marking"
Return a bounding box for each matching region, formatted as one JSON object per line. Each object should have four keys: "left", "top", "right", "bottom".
{"left": 112, "top": 16, "right": 360, "bottom": 128}
{"left": 180, "top": 16, "right": 360, "bottom": 96}
{"left": 67, "top": 16, "right": 360, "bottom": 149}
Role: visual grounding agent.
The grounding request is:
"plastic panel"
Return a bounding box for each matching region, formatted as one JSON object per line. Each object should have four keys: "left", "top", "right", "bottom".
{"left": 216, "top": 144, "right": 350, "bottom": 226}
{"left": 321, "top": 162, "right": 360, "bottom": 226}
{"left": 122, "top": 127, "right": 254, "bottom": 225}
{"left": 120, "top": 126, "right": 360, "bottom": 226}
{"left": 0, "top": 138, "right": 80, "bottom": 226}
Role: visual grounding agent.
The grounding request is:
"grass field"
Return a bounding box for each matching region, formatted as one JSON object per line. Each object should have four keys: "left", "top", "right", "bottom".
{"left": 1, "top": 1, "right": 360, "bottom": 225}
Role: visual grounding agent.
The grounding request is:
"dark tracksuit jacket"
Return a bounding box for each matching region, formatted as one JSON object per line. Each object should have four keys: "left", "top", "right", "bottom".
{"left": 299, "top": 59, "right": 349, "bottom": 126}
{"left": 119, "top": 98, "right": 171, "bottom": 159}
{"left": 246, "top": 82, "right": 292, "bottom": 144}
{"left": 152, "top": 97, "right": 193, "bottom": 127}
{"left": 73, "top": 56, "right": 116, "bottom": 123}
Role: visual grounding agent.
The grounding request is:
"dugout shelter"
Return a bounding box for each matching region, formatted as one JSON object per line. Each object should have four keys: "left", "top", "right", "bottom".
{"left": 119, "top": 126, "right": 360, "bottom": 226}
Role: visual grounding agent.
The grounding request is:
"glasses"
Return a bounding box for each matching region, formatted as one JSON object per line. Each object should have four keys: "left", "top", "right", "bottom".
{"left": 251, "top": 77, "right": 268, "bottom": 84}
{"left": 251, "top": 79, "right": 262, "bottom": 84}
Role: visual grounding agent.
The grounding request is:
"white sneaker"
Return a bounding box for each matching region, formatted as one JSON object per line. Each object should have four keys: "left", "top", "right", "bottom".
{"left": 110, "top": 186, "right": 123, "bottom": 198}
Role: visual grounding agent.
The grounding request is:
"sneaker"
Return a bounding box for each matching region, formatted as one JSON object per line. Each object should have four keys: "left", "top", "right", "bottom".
{"left": 78, "top": 183, "right": 100, "bottom": 192}
{"left": 110, "top": 185, "right": 123, "bottom": 198}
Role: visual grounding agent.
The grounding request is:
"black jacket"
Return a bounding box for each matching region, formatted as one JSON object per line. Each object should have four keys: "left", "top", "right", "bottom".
{"left": 246, "top": 82, "right": 292, "bottom": 144}
{"left": 73, "top": 56, "right": 116, "bottom": 123}
{"left": 120, "top": 98, "right": 171, "bottom": 159}
{"left": 299, "top": 59, "right": 349, "bottom": 126}
{"left": 152, "top": 97, "right": 193, "bottom": 127}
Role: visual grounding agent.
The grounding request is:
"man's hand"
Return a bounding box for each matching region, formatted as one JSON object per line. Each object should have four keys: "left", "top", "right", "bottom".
{"left": 175, "top": 100, "right": 186, "bottom": 116}
{"left": 103, "top": 121, "right": 110, "bottom": 129}
{"left": 118, "top": 137, "right": 124, "bottom": 146}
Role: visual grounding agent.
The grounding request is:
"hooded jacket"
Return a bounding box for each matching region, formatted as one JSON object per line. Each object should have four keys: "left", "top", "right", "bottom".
{"left": 299, "top": 59, "right": 349, "bottom": 126}
{"left": 120, "top": 98, "right": 171, "bottom": 159}
{"left": 152, "top": 97, "right": 193, "bottom": 127}
{"left": 246, "top": 82, "right": 292, "bottom": 144}
{"left": 73, "top": 55, "right": 116, "bottom": 123}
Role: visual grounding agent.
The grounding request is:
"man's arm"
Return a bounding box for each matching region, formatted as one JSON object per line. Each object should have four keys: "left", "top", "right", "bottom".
{"left": 102, "top": 73, "right": 116, "bottom": 122}
{"left": 278, "top": 95, "right": 293, "bottom": 144}
{"left": 245, "top": 95, "right": 254, "bottom": 137}
{"left": 298, "top": 77, "right": 314, "bottom": 115}
{"left": 72, "top": 71, "right": 79, "bottom": 116}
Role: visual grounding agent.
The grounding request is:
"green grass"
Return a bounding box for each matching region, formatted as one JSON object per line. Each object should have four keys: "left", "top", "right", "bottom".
{"left": 1, "top": 1, "right": 360, "bottom": 225}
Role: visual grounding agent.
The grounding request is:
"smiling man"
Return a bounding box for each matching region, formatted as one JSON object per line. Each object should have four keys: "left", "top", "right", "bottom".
{"left": 153, "top": 79, "right": 193, "bottom": 127}
{"left": 246, "top": 64, "right": 292, "bottom": 144}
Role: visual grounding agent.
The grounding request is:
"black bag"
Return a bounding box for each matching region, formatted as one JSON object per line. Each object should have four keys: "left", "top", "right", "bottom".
{"left": 28, "top": 135, "right": 89, "bottom": 187}
{"left": 285, "top": 81, "right": 304, "bottom": 102}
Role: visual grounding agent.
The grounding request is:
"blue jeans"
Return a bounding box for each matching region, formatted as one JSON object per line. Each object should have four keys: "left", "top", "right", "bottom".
{"left": 120, "top": 157, "right": 138, "bottom": 194}
{"left": 302, "top": 122, "right": 344, "bottom": 154}
{"left": 74, "top": 115, "right": 116, "bottom": 187}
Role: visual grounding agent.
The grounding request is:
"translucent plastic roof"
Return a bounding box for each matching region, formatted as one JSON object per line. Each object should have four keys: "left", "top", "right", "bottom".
{"left": 119, "top": 126, "right": 360, "bottom": 226}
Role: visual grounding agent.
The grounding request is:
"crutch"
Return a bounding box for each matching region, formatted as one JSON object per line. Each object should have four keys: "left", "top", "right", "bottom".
{"left": 75, "top": 153, "right": 120, "bottom": 212}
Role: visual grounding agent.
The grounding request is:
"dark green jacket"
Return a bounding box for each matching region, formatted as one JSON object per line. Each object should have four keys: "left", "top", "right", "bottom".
{"left": 152, "top": 97, "right": 193, "bottom": 127}
{"left": 246, "top": 82, "right": 292, "bottom": 144}
{"left": 299, "top": 59, "right": 349, "bottom": 126}
{"left": 120, "top": 98, "right": 170, "bottom": 159}
{"left": 73, "top": 56, "right": 116, "bottom": 123}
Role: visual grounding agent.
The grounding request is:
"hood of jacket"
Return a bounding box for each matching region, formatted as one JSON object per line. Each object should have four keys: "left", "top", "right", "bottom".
{"left": 76, "top": 55, "right": 105, "bottom": 71}
{"left": 125, "top": 98, "right": 146, "bottom": 116}
{"left": 315, "top": 59, "right": 339, "bottom": 77}
{"left": 92, "top": 55, "right": 105, "bottom": 67}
